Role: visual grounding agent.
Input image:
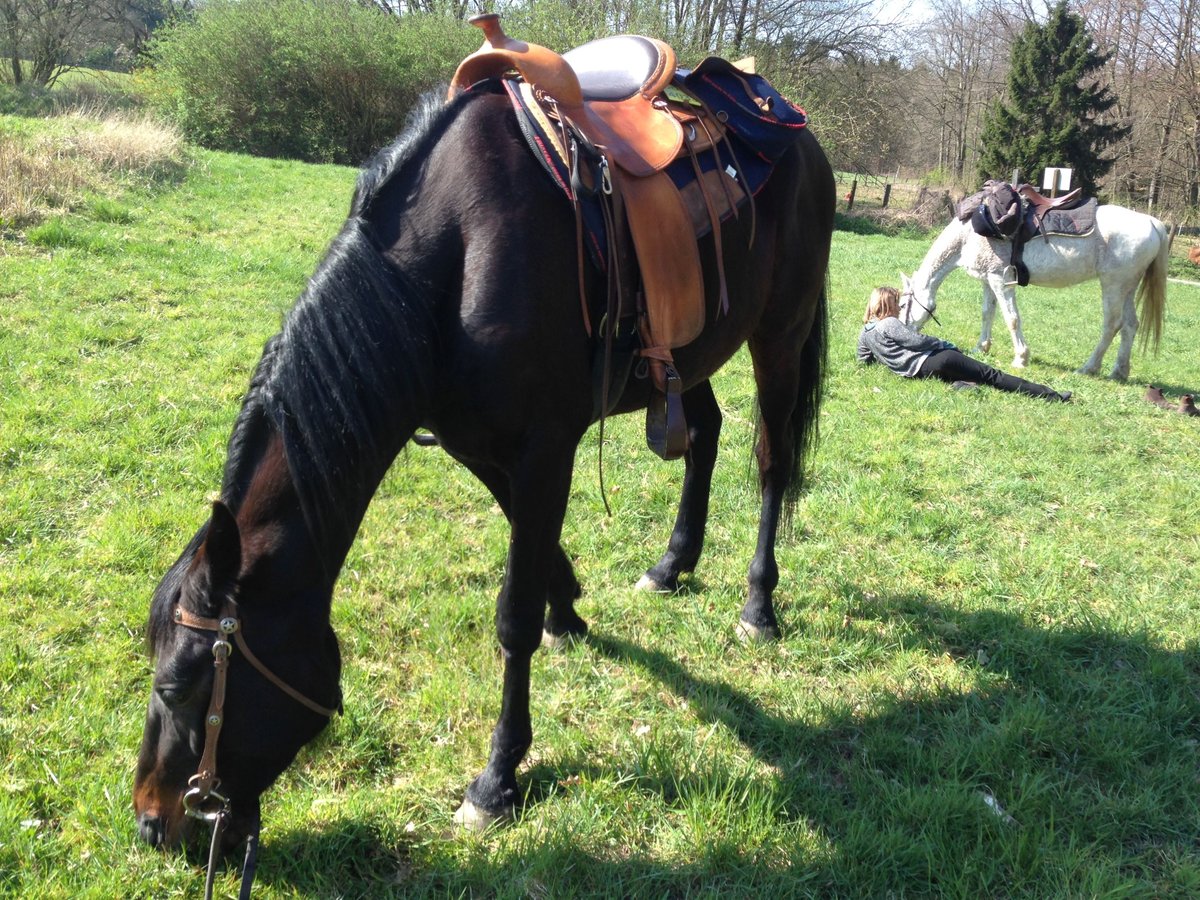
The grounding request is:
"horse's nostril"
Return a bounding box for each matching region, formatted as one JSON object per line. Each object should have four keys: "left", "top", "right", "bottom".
{"left": 138, "top": 812, "right": 167, "bottom": 847}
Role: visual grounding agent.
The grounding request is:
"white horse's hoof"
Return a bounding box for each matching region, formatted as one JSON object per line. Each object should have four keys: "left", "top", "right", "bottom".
{"left": 453, "top": 799, "right": 511, "bottom": 831}
{"left": 978, "top": 341, "right": 991, "bottom": 354}
{"left": 736, "top": 619, "right": 780, "bottom": 643}
{"left": 635, "top": 574, "right": 671, "bottom": 593}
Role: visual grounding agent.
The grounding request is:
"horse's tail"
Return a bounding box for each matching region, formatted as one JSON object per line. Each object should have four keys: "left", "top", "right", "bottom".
{"left": 1137, "top": 218, "right": 1169, "bottom": 353}
{"left": 784, "top": 273, "right": 829, "bottom": 506}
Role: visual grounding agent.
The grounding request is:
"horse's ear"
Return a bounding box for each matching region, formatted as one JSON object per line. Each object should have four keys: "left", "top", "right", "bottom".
{"left": 202, "top": 500, "right": 242, "bottom": 587}
{"left": 900, "top": 272, "right": 911, "bottom": 289}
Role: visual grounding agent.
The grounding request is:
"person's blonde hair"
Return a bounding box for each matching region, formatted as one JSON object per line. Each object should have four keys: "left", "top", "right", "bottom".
{"left": 864, "top": 286, "right": 900, "bottom": 323}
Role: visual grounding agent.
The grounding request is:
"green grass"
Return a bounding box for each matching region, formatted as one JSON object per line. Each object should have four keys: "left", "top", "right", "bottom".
{"left": 2, "top": 120, "right": 1199, "bottom": 897}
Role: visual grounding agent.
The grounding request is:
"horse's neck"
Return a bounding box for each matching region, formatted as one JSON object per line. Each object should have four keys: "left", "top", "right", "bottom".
{"left": 914, "top": 221, "right": 967, "bottom": 294}
{"left": 229, "top": 430, "right": 337, "bottom": 595}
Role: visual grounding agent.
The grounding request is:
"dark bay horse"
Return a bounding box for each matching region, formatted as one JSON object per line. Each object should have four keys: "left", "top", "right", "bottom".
{"left": 135, "top": 85, "right": 834, "bottom": 860}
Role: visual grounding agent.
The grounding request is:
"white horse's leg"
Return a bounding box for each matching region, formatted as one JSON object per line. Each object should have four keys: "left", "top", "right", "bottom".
{"left": 1111, "top": 283, "right": 1140, "bottom": 381}
{"left": 976, "top": 282, "right": 996, "bottom": 355}
{"left": 988, "top": 274, "right": 1029, "bottom": 368}
{"left": 1079, "top": 279, "right": 1126, "bottom": 377}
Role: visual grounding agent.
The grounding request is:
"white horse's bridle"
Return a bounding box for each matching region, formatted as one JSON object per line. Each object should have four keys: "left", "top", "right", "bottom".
{"left": 900, "top": 286, "right": 940, "bottom": 328}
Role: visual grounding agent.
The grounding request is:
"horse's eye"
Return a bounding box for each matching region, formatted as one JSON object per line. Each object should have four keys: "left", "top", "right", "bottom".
{"left": 156, "top": 685, "right": 190, "bottom": 707}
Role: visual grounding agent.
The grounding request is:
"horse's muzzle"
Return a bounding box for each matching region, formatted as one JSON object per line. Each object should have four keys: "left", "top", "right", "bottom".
{"left": 138, "top": 809, "right": 183, "bottom": 848}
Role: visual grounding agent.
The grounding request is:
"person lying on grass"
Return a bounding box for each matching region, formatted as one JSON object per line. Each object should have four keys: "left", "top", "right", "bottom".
{"left": 857, "top": 286, "right": 1071, "bottom": 402}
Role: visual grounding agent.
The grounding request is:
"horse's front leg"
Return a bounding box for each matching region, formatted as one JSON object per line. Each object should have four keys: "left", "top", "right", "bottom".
{"left": 453, "top": 455, "right": 587, "bottom": 646}
{"left": 637, "top": 380, "right": 721, "bottom": 593}
{"left": 977, "top": 281, "right": 997, "bottom": 355}
{"left": 988, "top": 274, "right": 1029, "bottom": 368}
{"left": 454, "top": 434, "right": 578, "bottom": 829}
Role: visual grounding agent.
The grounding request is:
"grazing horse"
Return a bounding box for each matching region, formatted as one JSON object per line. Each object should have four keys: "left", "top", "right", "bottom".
{"left": 133, "top": 83, "right": 834, "bottom": 873}
{"left": 899, "top": 204, "right": 1168, "bottom": 379}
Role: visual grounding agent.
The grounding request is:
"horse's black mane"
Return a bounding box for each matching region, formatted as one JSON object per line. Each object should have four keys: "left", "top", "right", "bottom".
{"left": 217, "top": 91, "right": 470, "bottom": 578}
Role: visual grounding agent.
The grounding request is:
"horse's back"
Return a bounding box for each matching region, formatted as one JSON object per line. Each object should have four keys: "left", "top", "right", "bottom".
{"left": 1095, "top": 204, "right": 1165, "bottom": 266}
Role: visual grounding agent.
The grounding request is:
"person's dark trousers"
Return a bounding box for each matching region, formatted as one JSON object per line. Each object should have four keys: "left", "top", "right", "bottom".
{"left": 918, "top": 349, "right": 1064, "bottom": 400}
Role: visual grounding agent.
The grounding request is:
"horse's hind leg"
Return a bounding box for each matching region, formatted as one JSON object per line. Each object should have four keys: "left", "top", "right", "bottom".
{"left": 1111, "top": 284, "right": 1140, "bottom": 381}
{"left": 739, "top": 331, "right": 815, "bottom": 642}
{"left": 1079, "top": 279, "right": 1128, "bottom": 377}
{"left": 455, "top": 431, "right": 578, "bottom": 828}
{"left": 453, "top": 454, "right": 587, "bottom": 644}
{"left": 637, "top": 379, "right": 721, "bottom": 593}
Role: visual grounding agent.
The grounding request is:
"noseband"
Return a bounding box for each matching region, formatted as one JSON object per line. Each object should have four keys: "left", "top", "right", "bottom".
{"left": 173, "top": 600, "right": 338, "bottom": 900}
{"left": 900, "top": 287, "right": 941, "bottom": 328}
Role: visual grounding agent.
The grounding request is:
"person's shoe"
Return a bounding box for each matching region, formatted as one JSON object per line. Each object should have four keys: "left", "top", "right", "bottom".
{"left": 1145, "top": 385, "right": 1174, "bottom": 409}
{"left": 951, "top": 380, "right": 979, "bottom": 390}
{"left": 1179, "top": 394, "right": 1200, "bottom": 417}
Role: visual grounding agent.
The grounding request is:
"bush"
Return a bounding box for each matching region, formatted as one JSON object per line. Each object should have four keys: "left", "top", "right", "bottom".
{"left": 143, "top": 0, "right": 478, "bottom": 164}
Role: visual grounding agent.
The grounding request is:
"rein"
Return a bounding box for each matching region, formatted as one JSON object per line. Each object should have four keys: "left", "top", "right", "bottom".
{"left": 173, "top": 600, "right": 338, "bottom": 900}
{"left": 901, "top": 287, "right": 941, "bottom": 328}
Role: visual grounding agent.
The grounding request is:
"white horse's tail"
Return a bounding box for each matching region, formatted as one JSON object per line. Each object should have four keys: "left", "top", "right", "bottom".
{"left": 1137, "top": 219, "right": 1168, "bottom": 353}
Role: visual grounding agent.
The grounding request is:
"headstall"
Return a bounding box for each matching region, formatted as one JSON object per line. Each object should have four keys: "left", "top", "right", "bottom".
{"left": 172, "top": 599, "right": 338, "bottom": 899}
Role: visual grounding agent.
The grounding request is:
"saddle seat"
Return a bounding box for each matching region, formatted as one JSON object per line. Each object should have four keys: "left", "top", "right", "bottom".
{"left": 1017, "top": 184, "right": 1083, "bottom": 216}
{"left": 450, "top": 14, "right": 681, "bottom": 177}
{"left": 1018, "top": 183, "right": 1085, "bottom": 235}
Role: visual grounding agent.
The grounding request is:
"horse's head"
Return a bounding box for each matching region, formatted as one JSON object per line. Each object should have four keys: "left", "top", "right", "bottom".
{"left": 134, "top": 499, "right": 340, "bottom": 852}
{"left": 898, "top": 272, "right": 935, "bottom": 329}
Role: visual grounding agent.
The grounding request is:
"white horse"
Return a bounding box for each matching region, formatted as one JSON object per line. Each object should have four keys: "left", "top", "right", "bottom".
{"left": 899, "top": 204, "right": 1168, "bottom": 379}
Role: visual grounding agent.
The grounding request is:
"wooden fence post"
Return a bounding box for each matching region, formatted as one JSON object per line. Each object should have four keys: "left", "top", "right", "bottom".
{"left": 881, "top": 184, "right": 892, "bottom": 209}
{"left": 846, "top": 178, "right": 857, "bottom": 211}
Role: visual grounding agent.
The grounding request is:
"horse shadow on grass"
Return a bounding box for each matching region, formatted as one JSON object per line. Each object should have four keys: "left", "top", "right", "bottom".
{"left": 243, "top": 592, "right": 1200, "bottom": 896}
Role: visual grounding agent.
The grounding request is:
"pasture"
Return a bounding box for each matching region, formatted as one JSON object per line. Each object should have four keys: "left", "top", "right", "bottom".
{"left": 2, "top": 121, "right": 1199, "bottom": 896}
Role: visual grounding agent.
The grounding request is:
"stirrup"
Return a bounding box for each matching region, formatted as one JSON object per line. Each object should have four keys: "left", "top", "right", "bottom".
{"left": 646, "top": 364, "right": 688, "bottom": 460}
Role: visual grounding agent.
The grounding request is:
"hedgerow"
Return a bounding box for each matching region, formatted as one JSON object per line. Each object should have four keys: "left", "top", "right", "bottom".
{"left": 143, "top": 0, "right": 477, "bottom": 164}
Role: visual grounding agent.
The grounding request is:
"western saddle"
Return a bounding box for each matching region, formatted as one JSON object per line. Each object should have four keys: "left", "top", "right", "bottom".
{"left": 449, "top": 14, "right": 752, "bottom": 460}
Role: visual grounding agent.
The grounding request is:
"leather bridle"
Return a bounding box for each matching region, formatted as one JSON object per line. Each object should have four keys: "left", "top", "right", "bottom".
{"left": 900, "top": 286, "right": 941, "bottom": 328}
{"left": 172, "top": 600, "right": 338, "bottom": 900}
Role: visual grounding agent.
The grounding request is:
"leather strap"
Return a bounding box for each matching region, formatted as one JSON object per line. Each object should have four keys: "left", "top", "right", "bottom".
{"left": 174, "top": 603, "right": 339, "bottom": 719}
{"left": 684, "top": 123, "right": 729, "bottom": 316}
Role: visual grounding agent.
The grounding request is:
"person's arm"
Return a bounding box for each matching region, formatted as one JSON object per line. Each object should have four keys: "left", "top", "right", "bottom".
{"left": 876, "top": 317, "right": 953, "bottom": 353}
{"left": 856, "top": 329, "right": 876, "bottom": 363}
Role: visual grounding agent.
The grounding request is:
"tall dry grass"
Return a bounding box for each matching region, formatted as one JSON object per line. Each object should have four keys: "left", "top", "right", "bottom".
{"left": 0, "top": 112, "right": 185, "bottom": 226}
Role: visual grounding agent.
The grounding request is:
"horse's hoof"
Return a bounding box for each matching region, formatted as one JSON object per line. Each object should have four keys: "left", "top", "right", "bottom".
{"left": 635, "top": 574, "right": 672, "bottom": 593}
{"left": 736, "top": 619, "right": 780, "bottom": 643}
{"left": 542, "top": 629, "right": 585, "bottom": 650}
{"left": 453, "top": 798, "right": 511, "bottom": 831}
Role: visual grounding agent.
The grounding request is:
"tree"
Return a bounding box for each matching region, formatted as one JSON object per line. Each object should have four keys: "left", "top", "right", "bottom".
{"left": 1, "top": 0, "right": 93, "bottom": 85}
{"left": 978, "top": 0, "right": 1129, "bottom": 196}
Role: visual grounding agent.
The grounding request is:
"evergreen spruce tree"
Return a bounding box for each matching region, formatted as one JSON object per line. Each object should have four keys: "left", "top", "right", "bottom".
{"left": 978, "top": 1, "right": 1128, "bottom": 196}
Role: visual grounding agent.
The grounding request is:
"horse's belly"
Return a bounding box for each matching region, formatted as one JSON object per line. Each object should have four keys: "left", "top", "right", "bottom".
{"left": 1026, "top": 241, "right": 1096, "bottom": 287}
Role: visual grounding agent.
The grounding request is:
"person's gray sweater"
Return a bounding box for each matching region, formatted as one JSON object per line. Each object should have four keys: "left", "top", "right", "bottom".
{"left": 857, "top": 316, "right": 955, "bottom": 378}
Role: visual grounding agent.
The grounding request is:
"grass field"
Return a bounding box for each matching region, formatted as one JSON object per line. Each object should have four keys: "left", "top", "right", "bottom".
{"left": 2, "top": 116, "right": 1199, "bottom": 897}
